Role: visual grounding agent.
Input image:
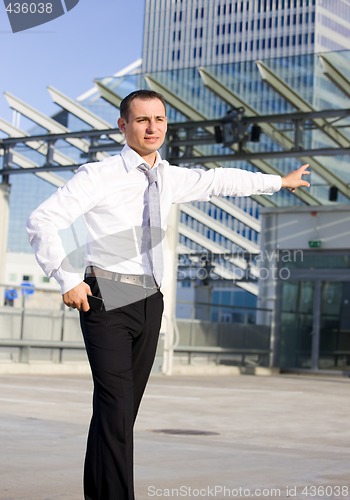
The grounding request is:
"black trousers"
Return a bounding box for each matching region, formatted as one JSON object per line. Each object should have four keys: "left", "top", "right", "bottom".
{"left": 80, "top": 277, "right": 164, "bottom": 500}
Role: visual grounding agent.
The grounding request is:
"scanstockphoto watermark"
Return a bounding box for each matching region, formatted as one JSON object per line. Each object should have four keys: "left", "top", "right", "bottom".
{"left": 147, "top": 485, "right": 350, "bottom": 498}
{"left": 177, "top": 249, "right": 304, "bottom": 283}
{"left": 147, "top": 485, "right": 284, "bottom": 497}
{"left": 3, "top": 0, "right": 80, "bottom": 33}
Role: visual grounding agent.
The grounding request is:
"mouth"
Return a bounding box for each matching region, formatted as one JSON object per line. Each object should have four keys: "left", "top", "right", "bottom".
{"left": 144, "top": 137, "right": 159, "bottom": 143}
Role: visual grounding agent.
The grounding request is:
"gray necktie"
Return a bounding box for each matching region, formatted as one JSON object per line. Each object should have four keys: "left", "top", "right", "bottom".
{"left": 138, "top": 164, "right": 163, "bottom": 287}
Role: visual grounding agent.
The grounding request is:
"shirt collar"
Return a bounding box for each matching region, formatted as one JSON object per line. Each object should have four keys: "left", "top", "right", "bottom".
{"left": 120, "top": 144, "right": 163, "bottom": 173}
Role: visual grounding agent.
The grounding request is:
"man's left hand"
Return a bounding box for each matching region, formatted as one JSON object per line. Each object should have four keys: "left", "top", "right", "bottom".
{"left": 281, "top": 164, "right": 311, "bottom": 192}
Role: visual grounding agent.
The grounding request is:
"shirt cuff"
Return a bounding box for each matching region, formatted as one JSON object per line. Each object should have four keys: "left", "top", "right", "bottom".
{"left": 51, "top": 267, "right": 84, "bottom": 295}
{"left": 263, "top": 174, "right": 282, "bottom": 194}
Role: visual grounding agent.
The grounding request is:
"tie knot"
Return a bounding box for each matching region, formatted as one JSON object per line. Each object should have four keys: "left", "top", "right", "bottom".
{"left": 139, "top": 164, "right": 158, "bottom": 184}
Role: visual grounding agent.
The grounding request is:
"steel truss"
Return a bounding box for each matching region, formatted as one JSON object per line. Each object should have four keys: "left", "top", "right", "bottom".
{"left": 1, "top": 108, "right": 350, "bottom": 181}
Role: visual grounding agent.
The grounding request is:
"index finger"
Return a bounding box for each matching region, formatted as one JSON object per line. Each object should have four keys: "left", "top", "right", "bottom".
{"left": 299, "top": 163, "right": 311, "bottom": 174}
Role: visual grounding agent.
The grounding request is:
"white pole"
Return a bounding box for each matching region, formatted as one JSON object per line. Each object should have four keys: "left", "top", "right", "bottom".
{"left": 160, "top": 204, "right": 179, "bottom": 376}
{"left": 0, "top": 182, "right": 11, "bottom": 283}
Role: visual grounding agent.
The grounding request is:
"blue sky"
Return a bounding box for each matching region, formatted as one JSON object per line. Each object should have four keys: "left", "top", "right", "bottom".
{"left": 0, "top": 0, "right": 145, "bottom": 123}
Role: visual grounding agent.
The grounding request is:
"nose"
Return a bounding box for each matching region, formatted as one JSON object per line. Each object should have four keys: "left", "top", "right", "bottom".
{"left": 146, "top": 119, "right": 157, "bottom": 133}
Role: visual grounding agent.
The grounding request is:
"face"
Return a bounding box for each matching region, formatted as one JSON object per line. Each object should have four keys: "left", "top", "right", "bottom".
{"left": 118, "top": 97, "right": 167, "bottom": 164}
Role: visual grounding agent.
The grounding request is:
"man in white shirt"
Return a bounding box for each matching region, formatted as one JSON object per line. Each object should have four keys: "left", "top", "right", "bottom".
{"left": 26, "top": 90, "right": 310, "bottom": 500}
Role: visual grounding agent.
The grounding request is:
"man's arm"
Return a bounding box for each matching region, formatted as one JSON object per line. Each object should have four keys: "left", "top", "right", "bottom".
{"left": 281, "top": 164, "right": 310, "bottom": 192}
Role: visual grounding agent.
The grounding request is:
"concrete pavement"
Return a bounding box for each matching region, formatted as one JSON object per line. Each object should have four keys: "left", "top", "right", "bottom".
{"left": 0, "top": 372, "right": 349, "bottom": 500}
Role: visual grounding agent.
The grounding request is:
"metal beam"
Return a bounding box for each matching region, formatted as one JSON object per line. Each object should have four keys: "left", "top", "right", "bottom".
{"left": 3, "top": 92, "right": 109, "bottom": 161}
{"left": 180, "top": 203, "right": 259, "bottom": 254}
{"left": 179, "top": 223, "right": 258, "bottom": 295}
{"left": 319, "top": 54, "right": 350, "bottom": 98}
{"left": 209, "top": 197, "right": 261, "bottom": 233}
{"left": 256, "top": 60, "right": 350, "bottom": 148}
{"left": 198, "top": 66, "right": 348, "bottom": 203}
{"left": 47, "top": 86, "right": 124, "bottom": 144}
{"left": 94, "top": 80, "right": 124, "bottom": 109}
{"left": 0, "top": 117, "right": 76, "bottom": 167}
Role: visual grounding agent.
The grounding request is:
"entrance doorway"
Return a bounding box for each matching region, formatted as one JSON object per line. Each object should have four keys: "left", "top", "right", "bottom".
{"left": 279, "top": 275, "right": 350, "bottom": 371}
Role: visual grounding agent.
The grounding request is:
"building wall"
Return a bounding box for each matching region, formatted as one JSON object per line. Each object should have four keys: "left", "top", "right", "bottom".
{"left": 142, "top": 0, "right": 350, "bottom": 73}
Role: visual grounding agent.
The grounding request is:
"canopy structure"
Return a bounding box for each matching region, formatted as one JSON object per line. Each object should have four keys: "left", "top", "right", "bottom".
{"left": 1, "top": 50, "right": 350, "bottom": 293}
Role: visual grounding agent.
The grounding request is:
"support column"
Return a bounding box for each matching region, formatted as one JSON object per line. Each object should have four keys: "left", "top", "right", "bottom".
{"left": 160, "top": 204, "right": 180, "bottom": 376}
{"left": 0, "top": 182, "right": 11, "bottom": 283}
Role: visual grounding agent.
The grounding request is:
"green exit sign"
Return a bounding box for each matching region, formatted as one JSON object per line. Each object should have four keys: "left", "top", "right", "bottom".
{"left": 308, "top": 240, "right": 322, "bottom": 249}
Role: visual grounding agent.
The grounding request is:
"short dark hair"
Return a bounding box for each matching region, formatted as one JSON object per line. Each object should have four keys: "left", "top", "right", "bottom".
{"left": 119, "top": 90, "right": 166, "bottom": 121}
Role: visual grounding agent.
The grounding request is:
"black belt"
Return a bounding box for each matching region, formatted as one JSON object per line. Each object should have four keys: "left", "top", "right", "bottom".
{"left": 85, "top": 266, "right": 159, "bottom": 290}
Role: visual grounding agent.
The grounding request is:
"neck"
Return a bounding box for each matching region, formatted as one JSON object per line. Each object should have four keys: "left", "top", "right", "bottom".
{"left": 142, "top": 152, "right": 157, "bottom": 168}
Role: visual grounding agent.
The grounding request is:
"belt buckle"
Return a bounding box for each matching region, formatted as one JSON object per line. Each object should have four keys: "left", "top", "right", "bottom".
{"left": 143, "top": 275, "right": 155, "bottom": 289}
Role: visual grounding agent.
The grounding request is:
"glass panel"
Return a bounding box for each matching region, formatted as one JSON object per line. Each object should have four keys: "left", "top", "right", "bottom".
{"left": 319, "top": 282, "right": 350, "bottom": 370}
{"left": 280, "top": 280, "right": 314, "bottom": 369}
{"left": 283, "top": 251, "right": 350, "bottom": 270}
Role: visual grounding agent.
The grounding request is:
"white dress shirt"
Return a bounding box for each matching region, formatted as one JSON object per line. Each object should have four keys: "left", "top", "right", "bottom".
{"left": 26, "top": 144, "right": 282, "bottom": 294}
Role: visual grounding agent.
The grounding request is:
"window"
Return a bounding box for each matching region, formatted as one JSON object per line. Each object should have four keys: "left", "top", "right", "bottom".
{"left": 22, "top": 275, "right": 32, "bottom": 282}
{"left": 41, "top": 276, "right": 50, "bottom": 283}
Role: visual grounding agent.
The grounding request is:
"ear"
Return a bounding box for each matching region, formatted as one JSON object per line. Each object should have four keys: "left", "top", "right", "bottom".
{"left": 118, "top": 117, "right": 126, "bottom": 133}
